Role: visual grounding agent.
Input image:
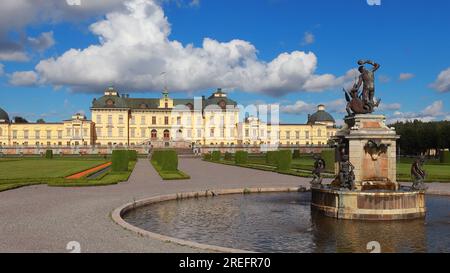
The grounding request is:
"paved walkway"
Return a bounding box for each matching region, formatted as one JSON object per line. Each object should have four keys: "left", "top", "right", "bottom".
{"left": 0, "top": 158, "right": 306, "bottom": 253}
{"left": 1, "top": 158, "right": 449, "bottom": 253}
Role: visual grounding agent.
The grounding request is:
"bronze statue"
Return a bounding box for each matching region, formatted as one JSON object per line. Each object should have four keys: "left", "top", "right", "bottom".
{"left": 344, "top": 60, "right": 381, "bottom": 115}
{"left": 411, "top": 156, "right": 428, "bottom": 191}
{"left": 311, "top": 155, "right": 326, "bottom": 187}
{"left": 339, "top": 155, "right": 355, "bottom": 190}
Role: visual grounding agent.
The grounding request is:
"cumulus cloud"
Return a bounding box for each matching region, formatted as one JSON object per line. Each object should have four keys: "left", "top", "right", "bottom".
{"left": 27, "top": 32, "right": 55, "bottom": 52}
{"left": 388, "top": 100, "right": 446, "bottom": 123}
{"left": 11, "top": 0, "right": 353, "bottom": 95}
{"left": 398, "top": 73, "right": 414, "bottom": 81}
{"left": 430, "top": 67, "right": 450, "bottom": 92}
{"left": 378, "top": 102, "right": 401, "bottom": 111}
{"left": 9, "top": 71, "right": 39, "bottom": 86}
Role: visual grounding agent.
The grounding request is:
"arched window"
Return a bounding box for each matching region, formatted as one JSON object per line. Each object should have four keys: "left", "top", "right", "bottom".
{"left": 163, "top": 129, "right": 170, "bottom": 140}
{"left": 151, "top": 129, "right": 157, "bottom": 140}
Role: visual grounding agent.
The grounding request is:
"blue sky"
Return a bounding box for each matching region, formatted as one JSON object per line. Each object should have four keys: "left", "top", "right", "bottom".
{"left": 0, "top": 0, "right": 449, "bottom": 124}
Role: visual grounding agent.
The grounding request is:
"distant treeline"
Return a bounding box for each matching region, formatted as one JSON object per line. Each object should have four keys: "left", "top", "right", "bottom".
{"left": 390, "top": 120, "right": 450, "bottom": 156}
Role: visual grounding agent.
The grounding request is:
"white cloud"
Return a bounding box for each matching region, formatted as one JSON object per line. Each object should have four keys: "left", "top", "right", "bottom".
{"left": 301, "top": 32, "right": 315, "bottom": 45}
{"left": 430, "top": 67, "right": 450, "bottom": 92}
{"left": 0, "top": 50, "right": 29, "bottom": 62}
{"left": 27, "top": 32, "right": 55, "bottom": 52}
{"left": 9, "top": 71, "right": 39, "bottom": 86}
{"left": 387, "top": 100, "right": 446, "bottom": 123}
{"left": 189, "top": 0, "right": 200, "bottom": 7}
{"left": 0, "top": 63, "right": 4, "bottom": 76}
{"left": 398, "top": 73, "right": 414, "bottom": 81}
{"left": 11, "top": 0, "right": 352, "bottom": 96}
{"left": 378, "top": 75, "right": 391, "bottom": 83}
{"left": 378, "top": 102, "right": 401, "bottom": 111}
{"left": 281, "top": 99, "right": 346, "bottom": 115}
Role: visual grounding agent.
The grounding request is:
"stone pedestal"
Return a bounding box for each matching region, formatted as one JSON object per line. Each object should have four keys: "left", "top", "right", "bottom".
{"left": 334, "top": 114, "right": 400, "bottom": 191}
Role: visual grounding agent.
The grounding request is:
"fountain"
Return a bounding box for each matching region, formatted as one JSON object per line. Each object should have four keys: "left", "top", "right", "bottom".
{"left": 310, "top": 60, "right": 426, "bottom": 220}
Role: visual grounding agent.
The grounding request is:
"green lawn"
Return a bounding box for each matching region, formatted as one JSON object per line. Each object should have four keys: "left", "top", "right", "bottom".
{"left": 150, "top": 160, "right": 190, "bottom": 180}
{"left": 0, "top": 158, "right": 136, "bottom": 191}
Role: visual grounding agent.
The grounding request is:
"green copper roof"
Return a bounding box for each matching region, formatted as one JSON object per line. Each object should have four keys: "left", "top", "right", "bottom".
{"left": 308, "top": 109, "right": 335, "bottom": 124}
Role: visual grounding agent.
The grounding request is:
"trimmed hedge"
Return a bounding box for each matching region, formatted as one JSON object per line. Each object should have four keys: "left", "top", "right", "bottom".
{"left": 203, "top": 153, "right": 211, "bottom": 160}
{"left": 128, "top": 150, "right": 138, "bottom": 161}
{"left": 45, "top": 150, "right": 53, "bottom": 159}
{"left": 320, "top": 149, "right": 335, "bottom": 173}
{"left": 112, "top": 150, "right": 129, "bottom": 172}
{"left": 292, "top": 150, "right": 301, "bottom": 159}
{"left": 276, "top": 150, "right": 292, "bottom": 171}
{"left": 224, "top": 152, "right": 233, "bottom": 161}
{"left": 266, "top": 151, "right": 278, "bottom": 165}
{"left": 152, "top": 150, "right": 178, "bottom": 171}
{"left": 440, "top": 150, "right": 450, "bottom": 163}
{"left": 235, "top": 151, "right": 248, "bottom": 165}
{"left": 211, "top": 151, "right": 221, "bottom": 161}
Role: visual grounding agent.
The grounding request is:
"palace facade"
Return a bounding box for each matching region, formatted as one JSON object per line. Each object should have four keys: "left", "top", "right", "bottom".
{"left": 0, "top": 87, "right": 337, "bottom": 151}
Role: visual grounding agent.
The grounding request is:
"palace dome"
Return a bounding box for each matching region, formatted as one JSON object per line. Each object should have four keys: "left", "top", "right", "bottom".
{"left": 0, "top": 107, "right": 9, "bottom": 123}
{"left": 307, "top": 104, "right": 335, "bottom": 125}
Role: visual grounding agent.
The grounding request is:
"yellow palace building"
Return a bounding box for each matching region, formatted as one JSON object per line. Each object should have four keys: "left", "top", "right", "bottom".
{"left": 0, "top": 87, "right": 337, "bottom": 154}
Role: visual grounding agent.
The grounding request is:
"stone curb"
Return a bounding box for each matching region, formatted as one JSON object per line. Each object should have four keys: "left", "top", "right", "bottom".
{"left": 111, "top": 187, "right": 303, "bottom": 253}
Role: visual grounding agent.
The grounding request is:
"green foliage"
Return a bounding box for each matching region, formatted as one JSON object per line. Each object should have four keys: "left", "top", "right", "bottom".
{"left": 152, "top": 150, "right": 178, "bottom": 171}
{"left": 45, "top": 150, "right": 53, "bottom": 159}
{"left": 441, "top": 150, "right": 450, "bottom": 163}
{"left": 265, "top": 151, "right": 278, "bottom": 165}
{"left": 111, "top": 150, "right": 129, "bottom": 172}
{"left": 211, "top": 151, "right": 221, "bottom": 161}
{"left": 235, "top": 151, "right": 248, "bottom": 164}
{"left": 391, "top": 120, "right": 450, "bottom": 155}
{"left": 224, "top": 152, "right": 233, "bottom": 161}
{"left": 203, "top": 153, "right": 211, "bottom": 160}
{"left": 127, "top": 150, "right": 138, "bottom": 161}
{"left": 320, "top": 149, "right": 335, "bottom": 173}
{"left": 276, "top": 150, "right": 292, "bottom": 171}
{"left": 292, "top": 150, "right": 301, "bottom": 159}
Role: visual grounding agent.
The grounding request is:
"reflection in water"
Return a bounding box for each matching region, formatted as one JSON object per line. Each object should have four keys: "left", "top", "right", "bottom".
{"left": 123, "top": 193, "right": 450, "bottom": 253}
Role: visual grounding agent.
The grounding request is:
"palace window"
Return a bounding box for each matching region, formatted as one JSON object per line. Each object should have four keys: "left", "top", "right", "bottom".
{"left": 229, "top": 128, "right": 234, "bottom": 138}
{"left": 286, "top": 131, "right": 291, "bottom": 140}
{"left": 130, "top": 128, "right": 135, "bottom": 138}
{"left": 318, "top": 129, "right": 322, "bottom": 137}
{"left": 107, "top": 127, "right": 113, "bottom": 137}
{"left": 245, "top": 129, "right": 249, "bottom": 137}
{"left": 164, "top": 116, "right": 169, "bottom": 125}
{"left": 141, "top": 128, "right": 146, "bottom": 138}
{"left": 47, "top": 130, "right": 51, "bottom": 139}
{"left": 108, "top": 115, "right": 112, "bottom": 125}
{"left": 187, "top": 129, "right": 192, "bottom": 138}
{"left": 118, "top": 127, "right": 124, "bottom": 137}
{"left": 141, "top": 116, "right": 146, "bottom": 125}
{"left": 35, "top": 130, "right": 41, "bottom": 139}
{"left": 151, "top": 129, "right": 157, "bottom": 140}
{"left": 197, "top": 129, "right": 202, "bottom": 138}
{"left": 152, "top": 116, "right": 156, "bottom": 125}
{"left": 83, "top": 129, "right": 88, "bottom": 137}
{"left": 24, "top": 130, "right": 29, "bottom": 139}
{"left": 295, "top": 131, "right": 300, "bottom": 139}
{"left": 118, "top": 115, "right": 124, "bottom": 124}
{"left": 12, "top": 130, "right": 17, "bottom": 139}
{"left": 163, "top": 129, "right": 170, "bottom": 139}
{"left": 177, "top": 116, "right": 181, "bottom": 125}
{"left": 96, "top": 115, "right": 101, "bottom": 124}
{"left": 74, "top": 129, "right": 80, "bottom": 138}
{"left": 130, "top": 115, "right": 135, "bottom": 125}
{"left": 58, "top": 130, "right": 63, "bottom": 139}
{"left": 196, "top": 116, "right": 202, "bottom": 126}
{"left": 305, "top": 131, "right": 310, "bottom": 139}
{"left": 96, "top": 128, "right": 101, "bottom": 138}
{"left": 210, "top": 128, "right": 215, "bottom": 137}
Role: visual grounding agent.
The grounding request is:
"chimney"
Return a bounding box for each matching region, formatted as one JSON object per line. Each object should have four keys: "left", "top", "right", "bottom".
{"left": 318, "top": 104, "right": 325, "bottom": 111}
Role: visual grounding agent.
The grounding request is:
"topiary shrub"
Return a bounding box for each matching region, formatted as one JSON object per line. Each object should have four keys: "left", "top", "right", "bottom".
{"left": 160, "top": 150, "right": 178, "bottom": 171}
{"left": 224, "top": 152, "right": 233, "bottom": 161}
{"left": 211, "top": 151, "right": 221, "bottom": 161}
{"left": 45, "top": 150, "right": 53, "bottom": 159}
{"left": 292, "top": 150, "right": 301, "bottom": 159}
{"left": 128, "top": 150, "right": 138, "bottom": 161}
{"left": 235, "top": 151, "right": 248, "bottom": 165}
{"left": 440, "top": 150, "right": 450, "bottom": 163}
{"left": 266, "top": 151, "right": 278, "bottom": 165}
{"left": 203, "top": 153, "right": 211, "bottom": 160}
{"left": 112, "top": 150, "right": 129, "bottom": 172}
{"left": 276, "top": 150, "right": 292, "bottom": 171}
{"left": 320, "top": 148, "right": 335, "bottom": 173}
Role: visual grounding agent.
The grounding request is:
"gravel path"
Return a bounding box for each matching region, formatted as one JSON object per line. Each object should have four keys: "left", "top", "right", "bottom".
{"left": 0, "top": 158, "right": 307, "bottom": 253}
